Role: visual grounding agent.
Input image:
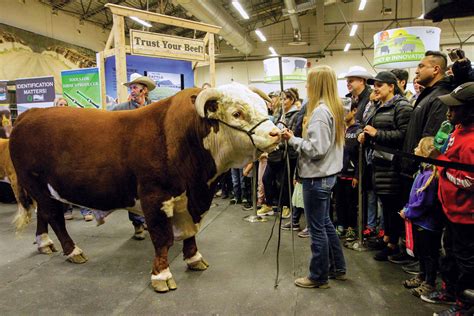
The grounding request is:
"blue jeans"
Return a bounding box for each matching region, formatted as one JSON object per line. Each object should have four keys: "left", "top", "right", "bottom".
{"left": 302, "top": 175, "right": 346, "bottom": 282}
{"left": 129, "top": 212, "right": 145, "bottom": 227}
{"left": 231, "top": 168, "right": 245, "bottom": 200}
{"left": 366, "top": 190, "right": 378, "bottom": 229}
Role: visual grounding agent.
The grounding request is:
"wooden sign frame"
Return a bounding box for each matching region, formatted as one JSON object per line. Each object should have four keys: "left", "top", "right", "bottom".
{"left": 98, "top": 4, "right": 221, "bottom": 107}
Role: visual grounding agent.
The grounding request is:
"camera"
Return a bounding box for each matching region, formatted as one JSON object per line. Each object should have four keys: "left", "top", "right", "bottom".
{"left": 447, "top": 48, "right": 465, "bottom": 62}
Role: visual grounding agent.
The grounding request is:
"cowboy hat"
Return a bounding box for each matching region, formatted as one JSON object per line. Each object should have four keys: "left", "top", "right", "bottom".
{"left": 123, "top": 73, "right": 156, "bottom": 91}
{"left": 344, "top": 66, "right": 373, "bottom": 79}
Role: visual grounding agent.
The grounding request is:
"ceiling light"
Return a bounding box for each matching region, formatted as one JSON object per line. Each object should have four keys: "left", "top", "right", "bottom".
{"left": 417, "top": 14, "right": 425, "bottom": 19}
{"left": 255, "top": 29, "right": 267, "bottom": 42}
{"left": 269, "top": 46, "right": 277, "bottom": 55}
{"left": 344, "top": 43, "right": 351, "bottom": 52}
{"left": 358, "top": 0, "right": 366, "bottom": 11}
{"left": 130, "top": 16, "right": 152, "bottom": 28}
{"left": 349, "top": 24, "right": 358, "bottom": 37}
{"left": 232, "top": 1, "right": 250, "bottom": 20}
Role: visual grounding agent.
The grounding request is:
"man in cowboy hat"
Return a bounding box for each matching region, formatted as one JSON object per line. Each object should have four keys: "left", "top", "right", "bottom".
{"left": 344, "top": 66, "right": 373, "bottom": 123}
{"left": 108, "top": 73, "right": 157, "bottom": 239}
{"left": 111, "top": 73, "right": 157, "bottom": 111}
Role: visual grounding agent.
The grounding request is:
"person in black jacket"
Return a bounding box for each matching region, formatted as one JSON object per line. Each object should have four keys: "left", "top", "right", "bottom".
{"left": 358, "top": 71, "right": 413, "bottom": 261}
{"left": 258, "top": 88, "right": 300, "bottom": 218}
{"left": 401, "top": 51, "right": 452, "bottom": 180}
{"left": 344, "top": 66, "right": 373, "bottom": 124}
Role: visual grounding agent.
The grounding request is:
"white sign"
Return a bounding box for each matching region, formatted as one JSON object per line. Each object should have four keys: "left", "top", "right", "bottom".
{"left": 263, "top": 57, "right": 307, "bottom": 83}
{"left": 373, "top": 26, "right": 441, "bottom": 69}
{"left": 130, "top": 29, "right": 205, "bottom": 62}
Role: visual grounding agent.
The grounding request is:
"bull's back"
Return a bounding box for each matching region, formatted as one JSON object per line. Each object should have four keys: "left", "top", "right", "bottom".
{"left": 10, "top": 107, "right": 140, "bottom": 209}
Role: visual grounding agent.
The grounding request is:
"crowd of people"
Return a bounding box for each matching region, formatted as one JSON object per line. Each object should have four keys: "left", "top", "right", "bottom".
{"left": 215, "top": 50, "right": 473, "bottom": 316}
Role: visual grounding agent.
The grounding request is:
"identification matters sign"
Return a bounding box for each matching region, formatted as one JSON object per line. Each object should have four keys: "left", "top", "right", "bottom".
{"left": 130, "top": 29, "right": 205, "bottom": 62}
{"left": 15, "top": 76, "right": 55, "bottom": 113}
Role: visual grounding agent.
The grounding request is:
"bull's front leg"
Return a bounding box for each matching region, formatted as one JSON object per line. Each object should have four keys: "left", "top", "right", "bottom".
{"left": 140, "top": 189, "right": 177, "bottom": 293}
{"left": 183, "top": 236, "right": 209, "bottom": 271}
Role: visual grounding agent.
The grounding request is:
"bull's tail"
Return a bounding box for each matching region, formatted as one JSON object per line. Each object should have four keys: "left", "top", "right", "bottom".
{"left": 12, "top": 186, "right": 35, "bottom": 232}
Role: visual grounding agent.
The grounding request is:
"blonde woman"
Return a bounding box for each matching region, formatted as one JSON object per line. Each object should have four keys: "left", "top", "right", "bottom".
{"left": 54, "top": 97, "right": 68, "bottom": 107}
{"left": 282, "top": 65, "right": 346, "bottom": 288}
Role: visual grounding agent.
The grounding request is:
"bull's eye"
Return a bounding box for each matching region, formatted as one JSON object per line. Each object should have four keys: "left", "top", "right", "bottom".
{"left": 232, "top": 111, "right": 242, "bottom": 119}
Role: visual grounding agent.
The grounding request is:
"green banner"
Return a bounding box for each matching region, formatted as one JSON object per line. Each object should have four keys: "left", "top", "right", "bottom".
{"left": 61, "top": 68, "right": 102, "bottom": 108}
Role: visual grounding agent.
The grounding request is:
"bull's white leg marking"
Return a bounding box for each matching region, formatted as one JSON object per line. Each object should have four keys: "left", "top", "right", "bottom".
{"left": 67, "top": 246, "right": 83, "bottom": 258}
{"left": 184, "top": 251, "right": 203, "bottom": 264}
{"left": 151, "top": 267, "right": 172, "bottom": 281}
{"left": 161, "top": 195, "right": 181, "bottom": 218}
{"left": 36, "top": 233, "right": 54, "bottom": 248}
{"left": 166, "top": 192, "right": 201, "bottom": 241}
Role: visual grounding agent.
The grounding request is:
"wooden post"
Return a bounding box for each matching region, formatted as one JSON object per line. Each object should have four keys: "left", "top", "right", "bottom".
{"left": 208, "top": 33, "right": 215, "bottom": 87}
{"left": 105, "top": 25, "right": 115, "bottom": 50}
{"left": 113, "top": 14, "right": 128, "bottom": 103}
{"left": 97, "top": 51, "right": 107, "bottom": 109}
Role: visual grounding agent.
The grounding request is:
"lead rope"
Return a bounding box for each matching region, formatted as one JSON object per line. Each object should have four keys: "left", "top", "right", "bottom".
{"left": 261, "top": 120, "right": 295, "bottom": 288}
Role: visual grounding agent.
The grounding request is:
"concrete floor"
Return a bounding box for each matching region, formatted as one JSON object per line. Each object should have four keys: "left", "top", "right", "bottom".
{"left": 0, "top": 198, "right": 443, "bottom": 315}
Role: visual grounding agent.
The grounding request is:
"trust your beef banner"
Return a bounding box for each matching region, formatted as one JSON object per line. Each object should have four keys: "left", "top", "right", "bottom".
{"left": 15, "top": 76, "right": 55, "bottom": 114}
{"left": 61, "top": 68, "right": 101, "bottom": 109}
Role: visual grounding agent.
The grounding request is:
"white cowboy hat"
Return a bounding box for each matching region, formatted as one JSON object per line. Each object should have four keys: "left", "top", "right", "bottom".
{"left": 123, "top": 73, "right": 156, "bottom": 91}
{"left": 344, "top": 66, "right": 373, "bottom": 79}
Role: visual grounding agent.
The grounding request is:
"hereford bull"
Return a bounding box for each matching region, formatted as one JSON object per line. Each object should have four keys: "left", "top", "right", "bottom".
{"left": 9, "top": 83, "right": 280, "bottom": 293}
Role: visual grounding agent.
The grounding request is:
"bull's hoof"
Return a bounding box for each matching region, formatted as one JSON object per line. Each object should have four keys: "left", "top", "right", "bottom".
{"left": 67, "top": 253, "right": 88, "bottom": 264}
{"left": 187, "top": 258, "right": 209, "bottom": 271}
{"left": 167, "top": 277, "right": 177, "bottom": 290}
{"left": 66, "top": 246, "right": 88, "bottom": 264}
{"left": 152, "top": 279, "right": 177, "bottom": 293}
{"left": 38, "top": 244, "right": 58, "bottom": 254}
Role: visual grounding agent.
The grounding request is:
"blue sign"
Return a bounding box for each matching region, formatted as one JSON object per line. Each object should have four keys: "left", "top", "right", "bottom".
{"left": 104, "top": 55, "right": 194, "bottom": 105}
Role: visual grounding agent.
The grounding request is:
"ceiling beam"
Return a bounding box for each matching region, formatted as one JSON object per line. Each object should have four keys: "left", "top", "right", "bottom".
{"left": 105, "top": 3, "right": 221, "bottom": 33}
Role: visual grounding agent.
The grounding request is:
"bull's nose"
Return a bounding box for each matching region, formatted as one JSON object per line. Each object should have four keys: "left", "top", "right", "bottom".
{"left": 269, "top": 128, "right": 281, "bottom": 141}
{"left": 269, "top": 128, "right": 280, "bottom": 138}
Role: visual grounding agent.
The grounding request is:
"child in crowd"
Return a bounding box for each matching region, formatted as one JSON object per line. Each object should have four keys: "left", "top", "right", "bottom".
{"left": 334, "top": 102, "right": 359, "bottom": 241}
{"left": 399, "top": 137, "right": 443, "bottom": 299}
{"left": 422, "top": 82, "right": 474, "bottom": 315}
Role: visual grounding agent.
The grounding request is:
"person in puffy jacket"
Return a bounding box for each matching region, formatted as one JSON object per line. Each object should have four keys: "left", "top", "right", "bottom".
{"left": 357, "top": 71, "right": 413, "bottom": 261}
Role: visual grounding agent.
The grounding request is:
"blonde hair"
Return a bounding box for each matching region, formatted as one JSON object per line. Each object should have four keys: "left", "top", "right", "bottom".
{"left": 54, "top": 97, "right": 68, "bottom": 107}
{"left": 304, "top": 65, "right": 345, "bottom": 146}
{"left": 416, "top": 136, "right": 438, "bottom": 193}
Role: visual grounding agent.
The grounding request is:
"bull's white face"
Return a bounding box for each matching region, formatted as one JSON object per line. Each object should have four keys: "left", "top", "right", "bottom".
{"left": 199, "top": 83, "right": 281, "bottom": 173}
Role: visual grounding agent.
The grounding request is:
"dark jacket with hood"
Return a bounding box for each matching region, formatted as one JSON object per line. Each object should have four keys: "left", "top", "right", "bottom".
{"left": 352, "top": 85, "right": 372, "bottom": 124}
{"left": 366, "top": 95, "right": 413, "bottom": 195}
{"left": 400, "top": 77, "right": 452, "bottom": 176}
{"left": 268, "top": 106, "right": 300, "bottom": 162}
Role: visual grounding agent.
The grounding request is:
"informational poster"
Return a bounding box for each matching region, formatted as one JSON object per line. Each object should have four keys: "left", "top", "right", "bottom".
{"left": 61, "top": 68, "right": 102, "bottom": 108}
{"left": 373, "top": 27, "right": 441, "bottom": 68}
{"left": 263, "top": 57, "right": 307, "bottom": 83}
{"left": 104, "top": 54, "right": 194, "bottom": 107}
{"left": 147, "top": 71, "right": 181, "bottom": 101}
{"left": 15, "top": 76, "right": 55, "bottom": 114}
{"left": 0, "top": 81, "right": 8, "bottom": 104}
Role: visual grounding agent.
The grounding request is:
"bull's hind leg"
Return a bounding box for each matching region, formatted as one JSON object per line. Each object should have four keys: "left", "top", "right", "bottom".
{"left": 37, "top": 198, "right": 87, "bottom": 263}
{"left": 35, "top": 212, "right": 57, "bottom": 254}
{"left": 140, "top": 189, "right": 176, "bottom": 293}
{"left": 183, "top": 236, "right": 209, "bottom": 271}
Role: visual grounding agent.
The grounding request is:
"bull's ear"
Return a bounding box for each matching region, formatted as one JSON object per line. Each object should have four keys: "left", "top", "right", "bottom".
{"left": 190, "top": 95, "right": 197, "bottom": 105}
{"left": 204, "top": 100, "right": 219, "bottom": 119}
{"left": 195, "top": 88, "right": 222, "bottom": 118}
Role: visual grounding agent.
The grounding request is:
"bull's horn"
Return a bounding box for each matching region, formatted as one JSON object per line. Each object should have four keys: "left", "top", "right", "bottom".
{"left": 249, "top": 86, "right": 271, "bottom": 103}
{"left": 195, "top": 88, "right": 223, "bottom": 118}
